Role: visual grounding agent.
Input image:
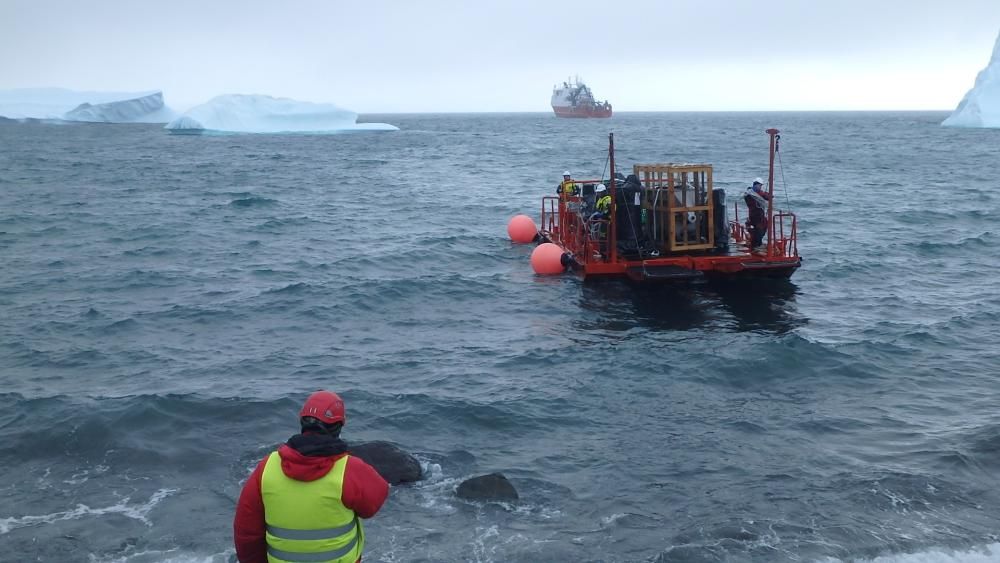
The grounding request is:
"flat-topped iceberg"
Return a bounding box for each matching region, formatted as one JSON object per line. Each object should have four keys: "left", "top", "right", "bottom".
{"left": 164, "top": 94, "right": 397, "bottom": 134}
{"left": 0, "top": 88, "right": 176, "bottom": 123}
{"left": 943, "top": 30, "right": 1000, "bottom": 128}
{"left": 64, "top": 92, "right": 176, "bottom": 123}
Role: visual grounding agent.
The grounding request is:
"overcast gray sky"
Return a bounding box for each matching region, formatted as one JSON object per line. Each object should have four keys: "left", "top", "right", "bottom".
{"left": 2, "top": 0, "right": 998, "bottom": 112}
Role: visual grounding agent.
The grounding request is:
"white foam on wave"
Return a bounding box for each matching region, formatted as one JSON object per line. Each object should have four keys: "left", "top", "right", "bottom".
{"left": 397, "top": 455, "right": 459, "bottom": 513}
{"left": 418, "top": 457, "right": 443, "bottom": 481}
{"left": 472, "top": 525, "right": 535, "bottom": 563}
{"left": 404, "top": 458, "right": 563, "bottom": 521}
{"left": 0, "top": 488, "right": 175, "bottom": 535}
{"left": 507, "top": 498, "right": 562, "bottom": 520}
{"left": 412, "top": 476, "right": 463, "bottom": 514}
{"left": 64, "top": 464, "right": 110, "bottom": 486}
{"left": 815, "top": 542, "right": 1000, "bottom": 563}
{"left": 471, "top": 524, "right": 501, "bottom": 562}
{"left": 375, "top": 522, "right": 531, "bottom": 563}
{"left": 601, "top": 512, "right": 628, "bottom": 527}
{"left": 91, "top": 547, "right": 234, "bottom": 563}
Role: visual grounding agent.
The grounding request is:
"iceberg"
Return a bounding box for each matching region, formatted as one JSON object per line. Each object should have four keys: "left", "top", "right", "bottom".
{"left": 164, "top": 94, "right": 397, "bottom": 134}
{"left": 63, "top": 91, "right": 177, "bottom": 123}
{"left": 943, "top": 30, "right": 1000, "bottom": 128}
{"left": 0, "top": 88, "right": 177, "bottom": 123}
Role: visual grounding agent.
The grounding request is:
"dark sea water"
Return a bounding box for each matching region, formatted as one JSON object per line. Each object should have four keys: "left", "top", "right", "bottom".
{"left": 2, "top": 112, "right": 1000, "bottom": 563}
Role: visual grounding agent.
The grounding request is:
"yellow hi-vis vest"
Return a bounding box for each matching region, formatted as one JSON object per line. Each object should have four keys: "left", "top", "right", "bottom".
{"left": 261, "top": 451, "right": 364, "bottom": 563}
{"left": 596, "top": 195, "right": 611, "bottom": 213}
{"left": 560, "top": 180, "right": 576, "bottom": 195}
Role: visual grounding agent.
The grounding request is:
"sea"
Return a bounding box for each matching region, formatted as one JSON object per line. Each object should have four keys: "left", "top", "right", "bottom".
{"left": 1, "top": 111, "right": 999, "bottom": 563}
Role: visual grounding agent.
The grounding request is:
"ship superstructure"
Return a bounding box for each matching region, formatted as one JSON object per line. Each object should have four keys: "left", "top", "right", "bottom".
{"left": 551, "top": 77, "right": 612, "bottom": 118}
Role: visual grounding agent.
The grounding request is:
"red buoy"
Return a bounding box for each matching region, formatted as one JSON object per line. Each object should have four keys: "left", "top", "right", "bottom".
{"left": 507, "top": 214, "right": 537, "bottom": 244}
{"left": 530, "top": 243, "right": 566, "bottom": 275}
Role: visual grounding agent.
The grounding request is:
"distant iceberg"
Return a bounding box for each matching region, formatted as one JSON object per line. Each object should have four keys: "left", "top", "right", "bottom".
{"left": 64, "top": 92, "right": 177, "bottom": 123}
{"left": 943, "top": 31, "right": 1000, "bottom": 128}
{"left": 0, "top": 88, "right": 177, "bottom": 123}
{"left": 164, "top": 94, "right": 397, "bottom": 134}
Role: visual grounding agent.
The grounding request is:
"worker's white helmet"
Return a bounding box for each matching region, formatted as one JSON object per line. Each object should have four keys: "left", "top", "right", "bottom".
{"left": 753, "top": 177, "right": 764, "bottom": 185}
{"left": 563, "top": 171, "right": 572, "bottom": 177}
{"left": 595, "top": 184, "right": 607, "bottom": 193}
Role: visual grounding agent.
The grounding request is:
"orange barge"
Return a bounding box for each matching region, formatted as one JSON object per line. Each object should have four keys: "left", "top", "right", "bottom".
{"left": 536, "top": 129, "right": 800, "bottom": 282}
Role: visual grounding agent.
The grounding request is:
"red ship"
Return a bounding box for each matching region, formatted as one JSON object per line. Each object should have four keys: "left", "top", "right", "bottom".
{"left": 551, "top": 77, "right": 612, "bottom": 118}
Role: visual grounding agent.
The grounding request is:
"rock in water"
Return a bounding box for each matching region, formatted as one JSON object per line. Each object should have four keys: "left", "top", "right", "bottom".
{"left": 348, "top": 441, "right": 422, "bottom": 485}
{"left": 456, "top": 473, "right": 519, "bottom": 501}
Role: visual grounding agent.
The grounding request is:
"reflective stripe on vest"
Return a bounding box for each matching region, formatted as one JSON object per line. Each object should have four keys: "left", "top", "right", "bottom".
{"left": 266, "top": 531, "right": 358, "bottom": 563}
{"left": 596, "top": 195, "right": 611, "bottom": 213}
{"left": 261, "top": 451, "right": 363, "bottom": 563}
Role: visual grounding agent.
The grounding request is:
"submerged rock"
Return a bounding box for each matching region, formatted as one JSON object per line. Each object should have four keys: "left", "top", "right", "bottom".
{"left": 348, "top": 441, "right": 422, "bottom": 485}
{"left": 456, "top": 472, "right": 519, "bottom": 501}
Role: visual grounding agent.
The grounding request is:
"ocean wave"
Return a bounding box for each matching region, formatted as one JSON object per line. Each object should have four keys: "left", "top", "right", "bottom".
{"left": 251, "top": 216, "right": 314, "bottom": 231}
{"left": 260, "top": 281, "right": 312, "bottom": 295}
{"left": 0, "top": 488, "right": 175, "bottom": 535}
{"left": 92, "top": 548, "right": 234, "bottom": 563}
{"left": 5, "top": 111, "right": 1000, "bottom": 562}
{"left": 2, "top": 345, "right": 112, "bottom": 370}
{"left": 816, "top": 542, "right": 1000, "bottom": 562}
{"left": 966, "top": 424, "right": 1000, "bottom": 469}
{"left": 101, "top": 317, "right": 140, "bottom": 333}
{"left": 228, "top": 196, "right": 278, "bottom": 208}
{"left": 122, "top": 246, "right": 173, "bottom": 257}
{"left": 914, "top": 232, "right": 993, "bottom": 253}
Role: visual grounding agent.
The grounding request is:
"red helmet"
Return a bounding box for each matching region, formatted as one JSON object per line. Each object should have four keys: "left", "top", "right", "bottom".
{"left": 299, "top": 391, "right": 346, "bottom": 425}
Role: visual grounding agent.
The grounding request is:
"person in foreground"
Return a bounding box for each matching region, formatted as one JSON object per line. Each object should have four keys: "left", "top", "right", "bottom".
{"left": 234, "top": 390, "right": 390, "bottom": 563}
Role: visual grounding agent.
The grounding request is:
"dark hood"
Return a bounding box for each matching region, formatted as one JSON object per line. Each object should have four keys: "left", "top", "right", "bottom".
{"left": 277, "top": 433, "right": 349, "bottom": 482}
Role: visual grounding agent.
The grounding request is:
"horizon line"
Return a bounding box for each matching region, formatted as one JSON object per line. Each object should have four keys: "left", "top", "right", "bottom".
{"left": 357, "top": 109, "right": 955, "bottom": 115}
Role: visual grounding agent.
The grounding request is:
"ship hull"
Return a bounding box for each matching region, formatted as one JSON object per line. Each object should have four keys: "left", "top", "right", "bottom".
{"left": 552, "top": 105, "right": 612, "bottom": 118}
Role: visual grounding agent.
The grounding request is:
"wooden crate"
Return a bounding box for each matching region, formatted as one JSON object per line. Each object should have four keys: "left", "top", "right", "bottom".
{"left": 633, "top": 164, "right": 714, "bottom": 252}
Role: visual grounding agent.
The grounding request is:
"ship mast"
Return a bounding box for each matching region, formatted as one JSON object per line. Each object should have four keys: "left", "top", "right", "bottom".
{"left": 765, "top": 128, "right": 779, "bottom": 257}
{"left": 608, "top": 132, "right": 617, "bottom": 264}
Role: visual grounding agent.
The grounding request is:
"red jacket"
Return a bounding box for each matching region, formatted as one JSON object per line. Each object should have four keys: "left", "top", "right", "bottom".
{"left": 234, "top": 439, "right": 390, "bottom": 563}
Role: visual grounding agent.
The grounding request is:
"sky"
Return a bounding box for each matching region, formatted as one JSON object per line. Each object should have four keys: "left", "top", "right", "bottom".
{"left": 1, "top": 0, "right": 999, "bottom": 113}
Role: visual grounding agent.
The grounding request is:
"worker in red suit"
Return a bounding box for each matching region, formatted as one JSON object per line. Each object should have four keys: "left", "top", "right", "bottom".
{"left": 234, "top": 391, "right": 389, "bottom": 563}
{"left": 744, "top": 177, "right": 772, "bottom": 251}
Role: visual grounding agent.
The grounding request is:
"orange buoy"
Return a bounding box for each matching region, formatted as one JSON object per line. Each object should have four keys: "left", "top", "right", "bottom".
{"left": 530, "top": 243, "right": 567, "bottom": 275}
{"left": 507, "top": 214, "right": 537, "bottom": 244}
